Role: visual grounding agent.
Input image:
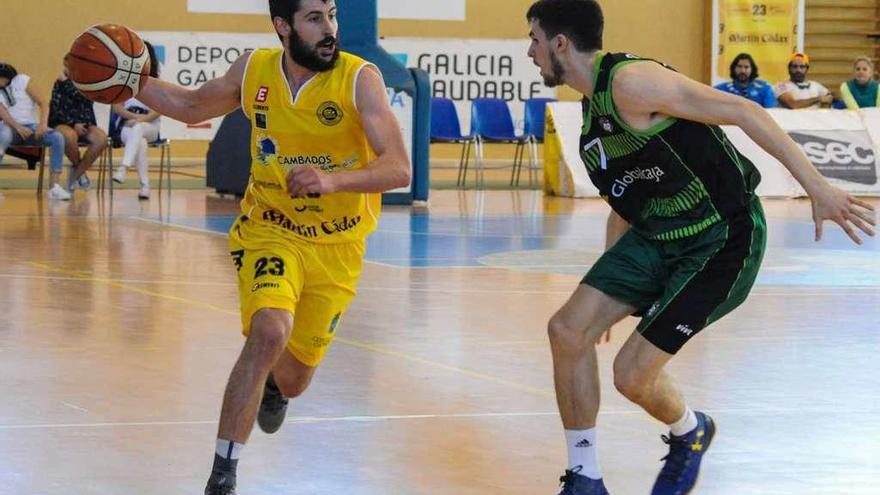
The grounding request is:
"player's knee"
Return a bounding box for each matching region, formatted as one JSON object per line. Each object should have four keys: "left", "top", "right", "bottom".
{"left": 247, "top": 329, "right": 286, "bottom": 366}
{"left": 247, "top": 312, "right": 291, "bottom": 365}
{"left": 612, "top": 359, "right": 649, "bottom": 402}
{"left": 547, "top": 315, "right": 589, "bottom": 353}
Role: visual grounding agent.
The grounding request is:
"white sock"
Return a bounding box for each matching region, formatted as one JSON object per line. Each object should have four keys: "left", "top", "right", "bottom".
{"left": 215, "top": 438, "right": 245, "bottom": 460}
{"left": 668, "top": 406, "right": 698, "bottom": 437}
{"left": 564, "top": 428, "right": 601, "bottom": 479}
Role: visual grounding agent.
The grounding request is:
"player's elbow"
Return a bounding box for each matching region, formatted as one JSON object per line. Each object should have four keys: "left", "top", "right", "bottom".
{"left": 392, "top": 158, "right": 412, "bottom": 188}
{"left": 726, "top": 97, "right": 764, "bottom": 126}
{"left": 740, "top": 97, "right": 765, "bottom": 116}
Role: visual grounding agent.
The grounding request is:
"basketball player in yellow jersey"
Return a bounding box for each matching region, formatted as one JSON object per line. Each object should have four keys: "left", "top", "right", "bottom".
{"left": 132, "top": 1, "right": 410, "bottom": 493}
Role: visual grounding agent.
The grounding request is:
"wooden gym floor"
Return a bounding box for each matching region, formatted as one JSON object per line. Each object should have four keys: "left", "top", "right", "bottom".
{"left": 0, "top": 188, "right": 877, "bottom": 495}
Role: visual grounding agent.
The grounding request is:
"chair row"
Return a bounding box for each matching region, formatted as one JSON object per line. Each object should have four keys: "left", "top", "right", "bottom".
{"left": 5, "top": 110, "right": 171, "bottom": 197}
{"left": 430, "top": 97, "right": 556, "bottom": 189}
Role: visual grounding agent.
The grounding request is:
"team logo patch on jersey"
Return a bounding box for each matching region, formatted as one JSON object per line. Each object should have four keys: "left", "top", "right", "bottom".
{"left": 599, "top": 116, "right": 615, "bottom": 133}
{"left": 256, "top": 135, "right": 279, "bottom": 165}
{"left": 255, "top": 112, "right": 267, "bottom": 130}
{"left": 317, "top": 101, "right": 343, "bottom": 126}
{"left": 328, "top": 312, "right": 341, "bottom": 334}
{"left": 255, "top": 86, "right": 269, "bottom": 102}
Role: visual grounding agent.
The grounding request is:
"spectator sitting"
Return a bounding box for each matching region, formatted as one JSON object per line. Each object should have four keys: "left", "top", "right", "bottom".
{"left": 840, "top": 56, "right": 879, "bottom": 109}
{"left": 50, "top": 56, "right": 108, "bottom": 193}
{"left": 110, "top": 41, "right": 161, "bottom": 200}
{"left": 714, "top": 53, "right": 777, "bottom": 108}
{"left": 0, "top": 62, "right": 71, "bottom": 200}
{"left": 775, "top": 53, "right": 832, "bottom": 109}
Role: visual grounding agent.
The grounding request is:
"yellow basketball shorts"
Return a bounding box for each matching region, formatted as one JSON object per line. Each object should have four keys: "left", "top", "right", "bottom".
{"left": 228, "top": 217, "right": 365, "bottom": 367}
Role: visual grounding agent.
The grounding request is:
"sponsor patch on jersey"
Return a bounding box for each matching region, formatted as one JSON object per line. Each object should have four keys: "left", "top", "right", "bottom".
{"left": 255, "top": 112, "right": 267, "bottom": 129}
{"left": 317, "top": 101, "right": 343, "bottom": 126}
{"left": 255, "top": 86, "right": 269, "bottom": 102}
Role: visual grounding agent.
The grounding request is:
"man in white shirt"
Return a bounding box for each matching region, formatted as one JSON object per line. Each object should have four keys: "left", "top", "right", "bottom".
{"left": 0, "top": 62, "right": 71, "bottom": 200}
{"left": 775, "top": 53, "right": 833, "bottom": 110}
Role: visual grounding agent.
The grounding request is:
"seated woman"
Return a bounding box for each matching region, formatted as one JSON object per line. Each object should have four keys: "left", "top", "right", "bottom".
{"left": 110, "top": 42, "right": 161, "bottom": 200}
{"left": 50, "top": 56, "right": 108, "bottom": 192}
{"left": 0, "top": 62, "right": 70, "bottom": 200}
{"left": 840, "top": 56, "right": 880, "bottom": 110}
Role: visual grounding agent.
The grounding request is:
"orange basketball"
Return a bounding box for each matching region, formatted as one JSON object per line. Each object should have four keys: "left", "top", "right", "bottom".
{"left": 66, "top": 24, "right": 151, "bottom": 104}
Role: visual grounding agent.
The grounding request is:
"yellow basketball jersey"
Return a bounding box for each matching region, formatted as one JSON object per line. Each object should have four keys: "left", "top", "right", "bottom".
{"left": 239, "top": 48, "right": 380, "bottom": 244}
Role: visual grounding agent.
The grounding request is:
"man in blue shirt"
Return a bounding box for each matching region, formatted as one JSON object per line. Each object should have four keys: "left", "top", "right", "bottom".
{"left": 714, "top": 53, "right": 777, "bottom": 108}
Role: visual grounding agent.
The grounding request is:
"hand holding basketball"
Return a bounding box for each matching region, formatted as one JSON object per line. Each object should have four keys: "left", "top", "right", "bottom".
{"left": 66, "top": 24, "right": 151, "bottom": 104}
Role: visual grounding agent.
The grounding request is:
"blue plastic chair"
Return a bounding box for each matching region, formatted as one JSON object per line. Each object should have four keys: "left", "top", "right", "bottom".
{"left": 524, "top": 97, "right": 556, "bottom": 142}
{"left": 100, "top": 110, "right": 172, "bottom": 196}
{"left": 517, "top": 97, "right": 557, "bottom": 187}
{"left": 469, "top": 98, "right": 529, "bottom": 189}
{"left": 430, "top": 97, "right": 474, "bottom": 187}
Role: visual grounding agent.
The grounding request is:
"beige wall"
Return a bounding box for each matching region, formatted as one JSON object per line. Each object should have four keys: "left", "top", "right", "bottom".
{"left": 382, "top": 0, "right": 709, "bottom": 82}
{"left": 2, "top": 0, "right": 707, "bottom": 156}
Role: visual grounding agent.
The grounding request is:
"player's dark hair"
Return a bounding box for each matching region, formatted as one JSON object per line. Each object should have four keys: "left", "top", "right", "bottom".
{"left": 269, "top": 0, "right": 330, "bottom": 23}
{"left": 729, "top": 53, "right": 759, "bottom": 82}
{"left": 527, "top": 0, "right": 603, "bottom": 52}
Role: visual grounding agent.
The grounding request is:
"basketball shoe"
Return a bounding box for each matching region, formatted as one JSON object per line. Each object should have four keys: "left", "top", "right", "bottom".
{"left": 257, "top": 373, "right": 288, "bottom": 434}
{"left": 557, "top": 466, "right": 610, "bottom": 495}
{"left": 651, "top": 411, "right": 716, "bottom": 495}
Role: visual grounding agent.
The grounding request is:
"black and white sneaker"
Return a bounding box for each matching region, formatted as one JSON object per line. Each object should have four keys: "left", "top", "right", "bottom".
{"left": 257, "top": 373, "right": 288, "bottom": 434}
{"left": 204, "top": 471, "right": 236, "bottom": 495}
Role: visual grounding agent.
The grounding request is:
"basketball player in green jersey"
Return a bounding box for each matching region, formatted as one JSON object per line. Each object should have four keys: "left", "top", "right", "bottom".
{"left": 525, "top": 1, "right": 876, "bottom": 494}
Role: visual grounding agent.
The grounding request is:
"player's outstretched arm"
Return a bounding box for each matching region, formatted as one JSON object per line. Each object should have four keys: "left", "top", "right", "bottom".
{"left": 287, "top": 66, "right": 411, "bottom": 197}
{"left": 613, "top": 62, "right": 876, "bottom": 245}
{"left": 135, "top": 52, "right": 249, "bottom": 125}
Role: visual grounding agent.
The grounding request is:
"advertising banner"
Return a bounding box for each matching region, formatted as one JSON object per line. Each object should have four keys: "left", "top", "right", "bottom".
{"left": 711, "top": 0, "right": 804, "bottom": 86}
{"left": 187, "top": 0, "right": 466, "bottom": 20}
{"left": 381, "top": 38, "right": 556, "bottom": 133}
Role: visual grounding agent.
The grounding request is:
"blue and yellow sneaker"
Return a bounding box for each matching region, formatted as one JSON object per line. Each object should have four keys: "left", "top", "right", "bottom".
{"left": 557, "top": 466, "right": 611, "bottom": 495}
{"left": 650, "top": 411, "right": 716, "bottom": 495}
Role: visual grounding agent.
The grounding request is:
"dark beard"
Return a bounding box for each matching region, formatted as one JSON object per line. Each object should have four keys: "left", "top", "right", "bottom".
{"left": 735, "top": 73, "right": 750, "bottom": 84}
{"left": 286, "top": 31, "right": 339, "bottom": 72}
{"left": 790, "top": 72, "right": 806, "bottom": 83}
{"left": 542, "top": 51, "right": 565, "bottom": 87}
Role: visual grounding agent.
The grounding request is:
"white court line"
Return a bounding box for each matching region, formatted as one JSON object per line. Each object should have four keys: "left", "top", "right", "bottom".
{"left": 129, "top": 216, "right": 228, "bottom": 236}
{"left": 60, "top": 401, "right": 90, "bottom": 413}
{"left": 1, "top": 405, "right": 876, "bottom": 431}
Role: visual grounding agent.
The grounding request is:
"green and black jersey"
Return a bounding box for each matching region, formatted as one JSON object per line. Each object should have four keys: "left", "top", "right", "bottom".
{"left": 580, "top": 52, "right": 761, "bottom": 241}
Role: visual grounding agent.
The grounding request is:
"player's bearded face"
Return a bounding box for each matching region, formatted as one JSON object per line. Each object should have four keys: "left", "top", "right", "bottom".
{"left": 288, "top": 28, "right": 339, "bottom": 72}
{"left": 542, "top": 50, "right": 565, "bottom": 87}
